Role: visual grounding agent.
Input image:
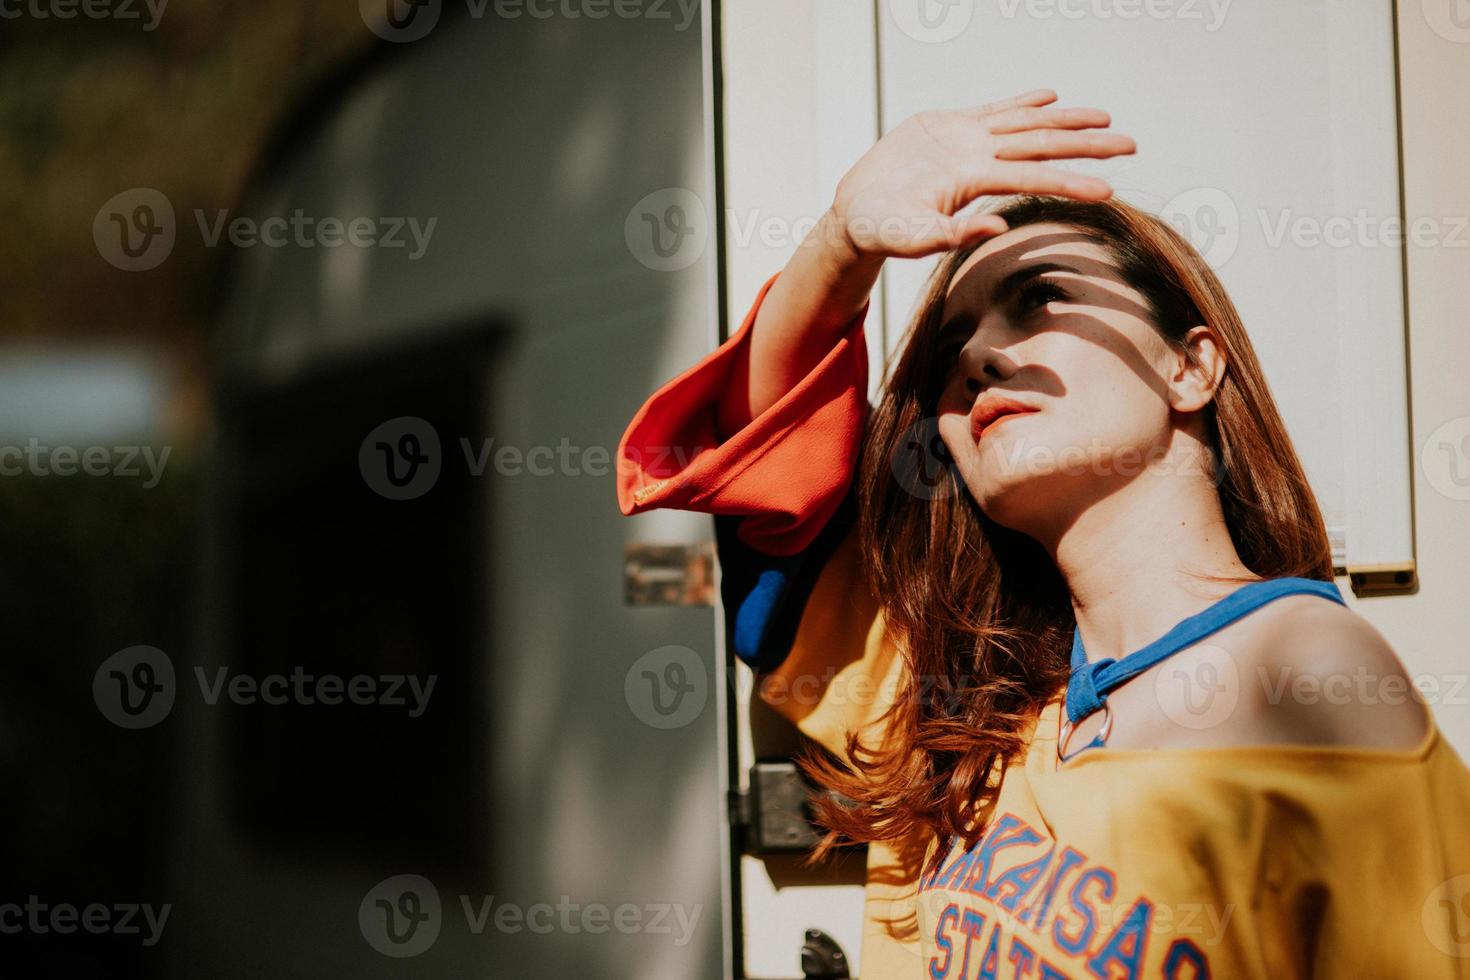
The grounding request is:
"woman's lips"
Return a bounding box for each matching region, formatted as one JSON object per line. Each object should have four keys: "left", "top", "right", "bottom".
{"left": 975, "top": 408, "right": 1040, "bottom": 441}
{"left": 970, "top": 394, "right": 1041, "bottom": 442}
{"left": 976, "top": 411, "right": 1034, "bottom": 440}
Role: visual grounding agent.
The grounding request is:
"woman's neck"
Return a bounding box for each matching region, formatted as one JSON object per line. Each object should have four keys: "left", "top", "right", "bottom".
{"left": 1045, "top": 465, "right": 1260, "bottom": 666}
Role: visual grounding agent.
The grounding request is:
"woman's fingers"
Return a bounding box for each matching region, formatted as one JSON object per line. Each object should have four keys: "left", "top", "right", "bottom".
{"left": 828, "top": 90, "right": 1128, "bottom": 260}
{"left": 961, "top": 161, "right": 1115, "bottom": 201}
{"left": 959, "top": 88, "right": 1058, "bottom": 119}
{"left": 938, "top": 210, "right": 1011, "bottom": 249}
{"left": 993, "top": 129, "right": 1136, "bottom": 161}
{"left": 898, "top": 211, "right": 1010, "bottom": 257}
{"left": 985, "top": 105, "right": 1113, "bottom": 135}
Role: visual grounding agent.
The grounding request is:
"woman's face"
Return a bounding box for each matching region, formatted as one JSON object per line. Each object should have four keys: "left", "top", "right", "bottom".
{"left": 933, "top": 221, "right": 1211, "bottom": 540}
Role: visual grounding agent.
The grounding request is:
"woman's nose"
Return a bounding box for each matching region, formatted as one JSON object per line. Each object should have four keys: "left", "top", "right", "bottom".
{"left": 961, "top": 352, "right": 1004, "bottom": 397}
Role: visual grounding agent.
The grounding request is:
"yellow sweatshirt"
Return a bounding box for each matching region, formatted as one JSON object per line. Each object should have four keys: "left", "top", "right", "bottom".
{"left": 762, "top": 521, "right": 1470, "bottom": 978}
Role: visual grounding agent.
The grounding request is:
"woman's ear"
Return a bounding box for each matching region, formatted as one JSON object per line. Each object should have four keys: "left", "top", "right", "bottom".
{"left": 1166, "top": 324, "right": 1227, "bottom": 412}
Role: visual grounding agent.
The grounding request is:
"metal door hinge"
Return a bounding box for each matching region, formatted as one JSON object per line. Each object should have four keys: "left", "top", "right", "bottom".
{"left": 744, "top": 760, "right": 822, "bottom": 853}
{"left": 728, "top": 787, "right": 750, "bottom": 832}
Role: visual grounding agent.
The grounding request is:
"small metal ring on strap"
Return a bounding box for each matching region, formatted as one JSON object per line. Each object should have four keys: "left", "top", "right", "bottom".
{"left": 1057, "top": 699, "right": 1113, "bottom": 763}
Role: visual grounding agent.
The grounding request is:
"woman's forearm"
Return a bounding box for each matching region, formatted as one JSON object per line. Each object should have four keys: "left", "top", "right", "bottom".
{"left": 716, "top": 208, "right": 884, "bottom": 440}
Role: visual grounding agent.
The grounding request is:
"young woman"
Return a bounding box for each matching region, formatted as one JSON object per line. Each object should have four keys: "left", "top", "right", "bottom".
{"left": 617, "top": 89, "right": 1470, "bottom": 977}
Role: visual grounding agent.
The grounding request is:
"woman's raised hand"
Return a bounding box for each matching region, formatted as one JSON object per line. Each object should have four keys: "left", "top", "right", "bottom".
{"left": 724, "top": 90, "right": 1134, "bottom": 434}
{"left": 828, "top": 89, "right": 1136, "bottom": 260}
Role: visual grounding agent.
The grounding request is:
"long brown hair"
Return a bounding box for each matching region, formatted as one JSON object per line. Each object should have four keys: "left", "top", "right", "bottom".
{"left": 800, "top": 193, "right": 1337, "bottom": 878}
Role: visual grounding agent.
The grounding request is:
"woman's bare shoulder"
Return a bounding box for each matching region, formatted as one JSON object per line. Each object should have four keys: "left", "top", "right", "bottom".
{"left": 1237, "top": 594, "right": 1432, "bottom": 751}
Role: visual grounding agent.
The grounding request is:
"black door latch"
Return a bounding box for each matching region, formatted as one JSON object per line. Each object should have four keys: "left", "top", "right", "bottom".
{"left": 801, "top": 927, "right": 851, "bottom": 979}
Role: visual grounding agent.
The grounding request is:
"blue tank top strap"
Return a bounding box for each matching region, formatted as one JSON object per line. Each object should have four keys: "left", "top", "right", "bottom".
{"left": 1064, "top": 576, "right": 1345, "bottom": 726}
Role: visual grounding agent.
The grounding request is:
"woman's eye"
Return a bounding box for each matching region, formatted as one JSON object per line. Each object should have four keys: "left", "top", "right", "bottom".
{"left": 1018, "top": 280, "right": 1066, "bottom": 314}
